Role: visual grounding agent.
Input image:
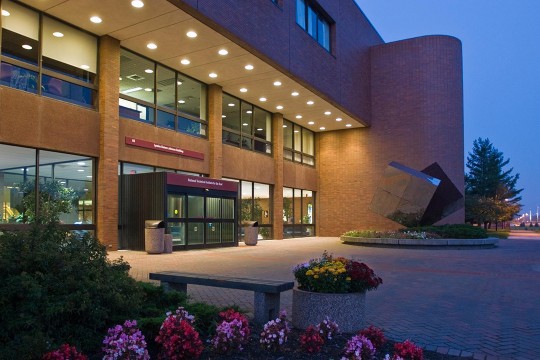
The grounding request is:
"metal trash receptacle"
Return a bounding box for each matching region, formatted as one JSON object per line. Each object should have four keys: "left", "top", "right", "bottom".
{"left": 145, "top": 220, "right": 165, "bottom": 254}
{"left": 242, "top": 221, "right": 259, "bottom": 246}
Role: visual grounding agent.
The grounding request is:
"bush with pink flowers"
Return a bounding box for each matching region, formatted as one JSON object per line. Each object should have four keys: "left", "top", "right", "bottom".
{"left": 211, "top": 309, "right": 251, "bottom": 354}
{"left": 102, "top": 320, "right": 149, "bottom": 360}
{"left": 259, "top": 311, "right": 291, "bottom": 351}
{"left": 299, "top": 325, "right": 325, "bottom": 354}
{"left": 392, "top": 339, "right": 424, "bottom": 360}
{"left": 341, "top": 334, "right": 376, "bottom": 360}
{"left": 42, "top": 344, "right": 87, "bottom": 360}
{"left": 155, "top": 307, "right": 204, "bottom": 360}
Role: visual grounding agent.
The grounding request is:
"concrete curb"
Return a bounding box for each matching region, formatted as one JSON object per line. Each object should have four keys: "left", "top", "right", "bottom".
{"left": 341, "top": 236, "right": 499, "bottom": 248}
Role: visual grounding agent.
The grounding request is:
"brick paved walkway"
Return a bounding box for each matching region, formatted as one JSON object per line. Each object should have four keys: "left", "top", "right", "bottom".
{"left": 109, "top": 231, "right": 540, "bottom": 360}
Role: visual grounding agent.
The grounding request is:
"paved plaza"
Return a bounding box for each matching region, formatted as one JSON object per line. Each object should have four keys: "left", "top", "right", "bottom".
{"left": 109, "top": 231, "right": 540, "bottom": 360}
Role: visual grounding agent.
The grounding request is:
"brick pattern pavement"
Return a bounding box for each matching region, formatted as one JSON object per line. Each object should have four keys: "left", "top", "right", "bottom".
{"left": 109, "top": 234, "right": 540, "bottom": 359}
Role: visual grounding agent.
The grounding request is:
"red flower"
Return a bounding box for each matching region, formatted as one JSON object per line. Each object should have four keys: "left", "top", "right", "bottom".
{"left": 42, "top": 344, "right": 87, "bottom": 360}
{"left": 358, "top": 325, "right": 386, "bottom": 349}
{"left": 299, "top": 325, "right": 324, "bottom": 354}
{"left": 393, "top": 339, "right": 424, "bottom": 360}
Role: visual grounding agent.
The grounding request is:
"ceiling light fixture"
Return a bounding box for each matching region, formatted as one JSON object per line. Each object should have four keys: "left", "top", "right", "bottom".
{"left": 144, "top": 88, "right": 152, "bottom": 92}
{"left": 291, "top": 91, "right": 299, "bottom": 96}
{"left": 209, "top": 72, "right": 217, "bottom": 78}
{"left": 146, "top": 42, "right": 157, "bottom": 49}
{"left": 259, "top": 97, "right": 267, "bottom": 102}
{"left": 144, "top": 68, "right": 153, "bottom": 73}
{"left": 90, "top": 16, "right": 102, "bottom": 23}
{"left": 122, "top": 87, "right": 143, "bottom": 94}
{"left": 276, "top": 105, "right": 284, "bottom": 110}
{"left": 257, "top": 128, "right": 263, "bottom": 131}
{"left": 22, "top": 44, "right": 32, "bottom": 50}
{"left": 86, "top": 175, "right": 92, "bottom": 178}
{"left": 186, "top": 31, "right": 197, "bottom": 38}
{"left": 296, "top": 115, "right": 302, "bottom": 119}
{"left": 178, "top": 100, "right": 186, "bottom": 104}
{"left": 319, "top": 127, "right": 326, "bottom": 130}
{"left": 1, "top": 10, "right": 10, "bottom": 16}
{"left": 218, "top": 49, "right": 228, "bottom": 55}
{"left": 336, "top": 117, "right": 342, "bottom": 122}
{"left": 244, "top": 64, "right": 254, "bottom": 70}
{"left": 80, "top": 64, "right": 90, "bottom": 70}
{"left": 273, "top": 81, "right": 282, "bottom": 86}
{"left": 77, "top": 162, "right": 86, "bottom": 166}
{"left": 324, "top": 111, "right": 331, "bottom": 115}
{"left": 308, "top": 121, "right": 315, "bottom": 125}
{"left": 77, "top": 169, "right": 85, "bottom": 172}
{"left": 131, "top": 0, "right": 144, "bottom": 8}
{"left": 246, "top": 110, "right": 253, "bottom": 114}
{"left": 228, "top": 103, "right": 235, "bottom": 107}
{"left": 180, "top": 59, "right": 190, "bottom": 65}
{"left": 346, "top": 124, "right": 352, "bottom": 127}
{"left": 53, "top": 32, "right": 64, "bottom": 37}
{"left": 242, "top": 123, "right": 248, "bottom": 126}
{"left": 282, "top": 125, "right": 287, "bottom": 128}
{"left": 307, "top": 100, "right": 314, "bottom": 105}
{"left": 240, "top": 88, "right": 247, "bottom": 93}
{"left": 222, "top": 115, "right": 226, "bottom": 118}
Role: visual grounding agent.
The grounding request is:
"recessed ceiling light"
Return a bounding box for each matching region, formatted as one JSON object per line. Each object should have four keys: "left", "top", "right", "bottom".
{"left": 209, "top": 72, "right": 217, "bottom": 78}
{"left": 146, "top": 42, "right": 157, "bottom": 49}
{"left": 273, "top": 81, "right": 282, "bottom": 86}
{"left": 1, "top": 10, "right": 10, "bottom": 16}
{"left": 119, "top": 77, "right": 122, "bottom": 81}
{"left": 22, "top": 44, "right": 32, "bottom": 50}
{"left": 240, "top": 88, "right": 247, "bottom": 93}
{"left": 77, "top": 161, "right": 86, "bottom": 166}
{"left": 86, "top": 175, "right": 92, "bottom": 178}
{"left": 295, "top": 115, "right": 302, "bottom": 119}
{"left": 144, "top": 88, "right": 152, "bottom": 92}
{"left": 222, "top": 115, "right": 226, "bottom": 118}
{"left": 77, "top": 169, "right": 85, "bottom": 172}
{"left": 276, "top": 105, "right": 284, "bottom": 110}
{"left": 131, "top": 0, "right": 144, "bottom": 8}
{"left": 218, "top": 49, "right": 228, "bottom": 55}
{"left": 90, "top": 16, "right": 102, "bottom": 24}
{"left": 122, "top": 87, "right": 142, "bottom": 94}
{"left": 308, "top": 121, "right": 314, "bottom": 125}
{"left": 144, "top": 68, "right": 153, "bottom": 73}
{"left": 242, "top": 123, "right": 248, "bottom": 126}
{"left": 178, "top": 100, "right": 186, "bottom": 104}
{"left": 257, "top": 128, "right": 263, "bottom": 131}
{"left": 186, "top": 31, "right": 197, "bottom": 38}
{"left": 80, "top": 64, "right": 90, "bottom": 70}
{"left": 259, "top": 97, "right": 267, "bottom": 102}
{"left": 307, "top": 100, "right": 314, "bottom": 105}
{"left": 336, "top": 117, "right": 342, "bottom": 122}
{"left": 244, "top": 64, "right": 254, "bottom": 70}
{"left": 177, "top": 81, "right": 182, "bottom": 85}
{"left": 324, "top": 111, "right": 331, "bottom": 115}
{"left": 228, "top": 103, "right": 235, "bottom": 107}
{"left": 246, "top": 110, "right": 253, "bottom": 114}
{"left": 180, "top": 59, "right": 191, "bottom": 65}
{"left": 282, "top": 125, "right": 287, "bottom": 128}
{"left": 291, "top": 91, "right": 299, "bottom": 96}
{"left": 346, "top": 124, "right": 352, "bottom": 127}
{"left": 53, "top": 32, "right": 64, "bottom": 37}
{"left": 319, "top": 127, "right": 326, "bottom": 130}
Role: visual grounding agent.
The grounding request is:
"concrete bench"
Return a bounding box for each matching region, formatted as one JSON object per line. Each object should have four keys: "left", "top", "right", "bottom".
{"left": 149, "top": 271, "right": 294, "bottom": 324}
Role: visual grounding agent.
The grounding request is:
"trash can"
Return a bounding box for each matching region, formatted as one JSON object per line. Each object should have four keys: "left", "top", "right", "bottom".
{"left": 145, "top": 220, "right": 165, "bottom": 254}
{"left": 163, "top": 234, "right": 173, "bottom": 253}
{"left": 242, "top": 221, "right": 259, "bottom": 246}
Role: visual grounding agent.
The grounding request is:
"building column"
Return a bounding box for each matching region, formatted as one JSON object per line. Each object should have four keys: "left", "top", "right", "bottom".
{"left": 208, "top": 84, "right": 223, "bottom": 179}
{"left": 272, "top": 113, "right": 284, "bottom": 239}
{"left": 97, "top": 36, "right": 120, "bottom": 250}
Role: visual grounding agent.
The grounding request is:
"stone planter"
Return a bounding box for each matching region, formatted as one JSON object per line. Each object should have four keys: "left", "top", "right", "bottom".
{"left": 292, "top": 288, "right": 366, "bottom": 333}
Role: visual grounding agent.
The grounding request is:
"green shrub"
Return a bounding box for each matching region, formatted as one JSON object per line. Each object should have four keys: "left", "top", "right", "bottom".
{"left": 407, "top": 224, "right": 488, "bottom": 239}
{"left": 0, "top": 222, "right": 143, "bottom": 359}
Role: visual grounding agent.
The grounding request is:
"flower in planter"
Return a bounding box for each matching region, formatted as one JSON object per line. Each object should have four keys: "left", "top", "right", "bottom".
{"left": 259, "top": 311, "right": 291, "bottom": 351}
{"left": 358, "top": 325, "right": 386, "bottom": 350}
{"left": 42, "top": 344, "right": 87, "bottom": 360}
{"left": 155, "top": 307, "right": 203, "bottom": 360}
{"left": 300, "top": 325, "right": 324, "bottom": 354}
{"left": 392, "top": 339, "right": 423, "bottom": 360}
{"left": 211, "top": 309, "right": 251, "bottom": 354}
{"left": 341, "top": 334, "right": 376, "bottom": 360}
{"left": 293, "top": 251, "right": 382, "bottom": 293}
{"left": 317, "top": 317, "right": 340, "bottom": 340}
{"left": 102, "top": 320, "right": 149, "bottom": 360}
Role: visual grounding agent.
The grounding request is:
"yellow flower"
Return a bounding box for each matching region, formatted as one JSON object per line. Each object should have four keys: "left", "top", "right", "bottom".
{"left": 314, "top": 274, "right": 319, "bottom": 279}
{"left": 346, "top": 277, "right": 351, "bottom": 281}
{"left": 306, "top": 270, "right": 313, "bottom": 276}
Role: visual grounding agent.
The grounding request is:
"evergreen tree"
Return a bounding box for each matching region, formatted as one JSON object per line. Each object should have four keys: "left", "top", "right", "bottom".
{"left": 465, "top": 138, "right": 522, "bottom": 228}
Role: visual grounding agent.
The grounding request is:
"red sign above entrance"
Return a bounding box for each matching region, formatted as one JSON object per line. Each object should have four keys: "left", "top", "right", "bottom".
{"left": 125, "top": 137, "right": 204, "bottom": 160}
{"left": 167, "top": 173, "right": 238, "bottom": 192}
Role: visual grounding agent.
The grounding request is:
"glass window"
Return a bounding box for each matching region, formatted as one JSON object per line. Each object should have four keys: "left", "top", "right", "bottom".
{"left": 206, "top": 197, "right": 221, "bottom": 219}
{"left": 222, "top": 222, "right": 234, "bottom": 243}
{"left": 178, "top": 116, "right": 206, "bottom": 137}
{"left": 177, "top": 76, "right": 207, "bottom": 120}
{"left": 119, "top": 49, "right": 155, "bottom": 104}
{"left": 317, "top": 17, "right": 330, "bottom": 49}
{"left": 254, "top": 183, "right": 271, "bottom": 224}
{"left": 168, "top": 222, "right": 185, "bottom": 245}
{"left": 157, "top": 109, "right": 175, "bottom": 130}
{"left": 119, "top": 98, "right": 153, "bottom": 123}
{"left": 283, "top": 187, "right": 294, "bottom": 224}
{"left": 0, "top": 62, "right": 38, "bottom": 93}
{"left": 296, "top": 0, "right": 306, "bottom": 29}
{"left": 283, "top": 121, "right": 293, "bottom": 148}
{"left": 284, "top": 120, "right": 315, "bottom": 166}
{"left": 167, "top": 194, "right": 185, "bottom": 218}
{"left": 222, "top": 93, "right": 240, "bottom": 131}
{"left": 123, "top": 163, "right": 153, "bottom": 175}
{"left": 206, "top": 223, "right": 220, "bottom": 244}
{"left": 241, "top": 102, "right": 253, "bottom": 135}
{"left": 1, "top": 0, "right": 39, "bottom": 66}
{"left": 307, "top": 7, "right": 317, "bottom": 38}
{"left": 187, "top": 195, "right": 204, "bottom": 218}
{"left": 156, "top": 65, "right": 176, "bottom": 110}
{"left": 302, "top": 190, "right": 314, "bottom": 224}
{"left": 187, "top": 222, "right": 204, "bottom": 245}
{"left": 293, "top": 124, "right": 302, "bottom": 152}
{"left": 42, "top": 73, "right": 93, "bottom": 106}
{"left": 295, "top": 0, "right": 332, "bottom": 52}
{"left": 302, "top": 129, "right": 314, "bottom": 156}
{"left": 241, "top": 181, "right": 253, "bottom": 221}
{"left": 222, "top": 198, "right": 235, "bottom": 219}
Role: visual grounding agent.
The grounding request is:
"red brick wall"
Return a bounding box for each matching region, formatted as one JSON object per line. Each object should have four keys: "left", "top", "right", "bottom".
{"left": 318, "top": 35, "right": 465, "bottom": 236}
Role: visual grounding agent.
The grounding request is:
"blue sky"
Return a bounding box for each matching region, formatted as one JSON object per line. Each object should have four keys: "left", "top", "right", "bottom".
{"left": 355, "top": 0, "right": 540, "bottom": 219}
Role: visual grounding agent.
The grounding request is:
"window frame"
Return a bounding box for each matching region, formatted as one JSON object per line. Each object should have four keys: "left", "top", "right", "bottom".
{"left": 283, "top": 119, "right": 315, "bottom": 166}
{"left": 295, "top": 0, "right": 333, "bottom": 53}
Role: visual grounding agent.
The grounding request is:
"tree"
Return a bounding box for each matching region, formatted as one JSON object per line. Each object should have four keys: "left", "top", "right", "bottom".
{"left": 465, "top": 138, "right": 523, "bottom": 229}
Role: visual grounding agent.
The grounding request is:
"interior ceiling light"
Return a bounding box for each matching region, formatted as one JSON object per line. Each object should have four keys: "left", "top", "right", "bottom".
{"left": 246, "top": 110, "right": 253, "bottom": 114}
{"left": 180, "top": 59, "right": 190, "bottom": 65}
{"left": 240, "top": 88, "right": 247, "bottom": 93}
{"left": 77, "top": 169, "right": 85, "bottom": 172}
{"left": 346, "top": 124, "right": 352, "bottom": 127}
{"left": 257, "top": 128, "right": 263, "bottom": 131}
{"left": 319, "top": 127, "right": 326, "bottom": 130}
{"left": 144, "top": 68, "right": 153, "bottom": 73}
{"left": 144, "top": 88, "right": 152, "bottom": 92}
{"left": 308, "top": 121, "right": 315, "bottom": 125}
{"left": 131, "top": 0, "right": 144, "bottom": 8}
{"left": 22, "top": 44, "right": 32, "bottom": 50}
{"left": 53, "top": 32, "right": 64, "bottom": 37}
{"left": 222, "top": 115, "right": 226, "bottom": 118}
{"left": 186, "top": 31, "right": 197, "bottom": 38}
{"left": 244, "top": 64, "right": 254, "bottom": 70}
{"left": 1, "top": 10, "right": 10, "bottom": 16}
{"left": 291, "top": 91, "right": 299, "bottom": 96}
{"left": 296, "top": 115, "right": 302, "bottom": 119}
{"left": 276, "top": 105, "right": 283, "bottom": 110}
{"left": 259, "top": 97, "right": 267, "bottom": 102}
{"left": 228, "top": 103, "right": 235, "bottom": 107}
{"left": 146, "top": 42, "right": 157, "bottom": 49}
{"left": 122, "top": 87, "right": 142, "bottom": 94}
{"left": 282, "top": 125, "right": 287, "bottom": 128}
{"left": 294, "top": 130, "right": 300, "bottom": 133}
{"left": 80, "top": 65, "right": 90, "bottom": 70}
{"left": 273, "top": 81, "right": 282, "bottom": 86}
{"left": 307, "top": 100, "right": 314, "bottom": 105}
{"left": 178, "top": 100, "right": 186, "bottom": 104}
{"left": 177, "top": 81, "right": 182, "bottom": 85}
{"left": 218, "top": 49, "right": 228, "bottom": 55}
{"left": 242, "top": 123, "right": 248, "bottom": 126}
{"left": 336, "top": 117, "right": 343, "bottom": 121}
{"left": 90, "top": 16, "right": 102, "bottom": 23}
{"left": 209, "top": 72, "right": 217, "bottom": 78}
{"left": 77, "top": 161, "right": 86, "bottom": 166}
{"left": 86, "top": 175, "right": 92, "bottom": 178}
{"left": 324, "top": 111, "right": 331, "bottom": 115}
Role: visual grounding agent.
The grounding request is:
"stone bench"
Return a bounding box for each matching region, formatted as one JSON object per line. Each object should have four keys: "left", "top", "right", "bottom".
{"left": 149, "top": 271, "right": 294, "bottom": 324}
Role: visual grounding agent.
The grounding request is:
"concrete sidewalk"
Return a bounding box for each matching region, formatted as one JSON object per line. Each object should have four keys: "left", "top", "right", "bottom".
{"left": 109, "top": 233, "right": 540, "bottom": 360}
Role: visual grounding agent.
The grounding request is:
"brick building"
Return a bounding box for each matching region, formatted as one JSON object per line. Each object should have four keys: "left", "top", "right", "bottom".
{"left": 0, "top": 0, "right": 464, "bottom": 250}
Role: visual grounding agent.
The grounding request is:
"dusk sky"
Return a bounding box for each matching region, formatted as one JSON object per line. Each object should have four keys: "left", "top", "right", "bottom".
{"left": 355, "top": 0, "right": 540, "bottom": 220}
